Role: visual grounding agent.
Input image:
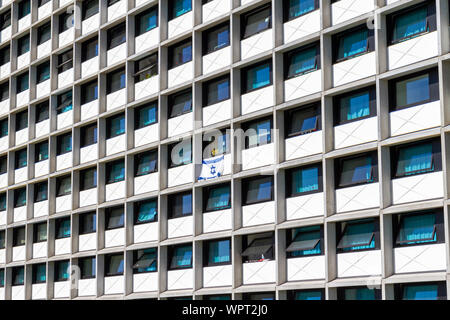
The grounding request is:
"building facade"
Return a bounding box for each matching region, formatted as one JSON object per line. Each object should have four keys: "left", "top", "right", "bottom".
{"left": 0, "top": 0, "right": 448, "bottom": 300}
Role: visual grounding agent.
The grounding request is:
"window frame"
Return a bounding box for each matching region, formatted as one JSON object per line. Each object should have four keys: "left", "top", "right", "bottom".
{"left": 332, "top": 25, "right": 374, "bottom": 64}
{"left": 79, "top": 211, "right": 96, "bottom": 235}
{"left": 56, "top": 175, "right": 71, "bottom": 197}
{"left": 241, "top": 4, "right": 272, "bottom": 40}
{"left": 241, "top": 60, "right": 273, "bottom": 94}
{"left": 133, "top": 199, "right": 158, "bottom": 225}
{"left": 33, "top": 222, "right": 47, "bottom": 243}
{"left": 335, "top": 151, "right": 378, "bottom": 189}
{"left": 242, "top": 175, "right": 274, "bottom": 206}
{"left": 286, "top": 163, "right": 323, "bottom": 198}
{"left": 134, "top": 102, "right": 158, "bottom": 129}
{"left": 203, "top": 238, "right": 231, "bottom": 267}
{"left": 336, "top": 219, "right": 380, "bottom": 254}
{"left": 134, "top": 150, "right": 158, "bottom": 177}
{"left": 284, "top": 42, "right": 320, "bottom": 80}
{"left": 105, "top": 159, "right": 125, "bottom": 184}
{"left": 168, "top": 38, "right": 192, "bottom": 69}
{"left": 168, "top": 0, "right": 192, "bottom": 20}
{"left": 168, "top": 191, "right": 192, "bottom": 219}
{"left": 105, "top": 206, "right": 124, "bottom": 230}
{"left": 333, "top": 86, "right": 377, "bottom": 126}
{"left": 283, "top": 0, "right": 319, "bottom": 22}
{"left": 202, "top": 75, "right": 230, "bottom": 107}
{"left": 135, "top": 6, "right": 158, "bottom": 36}
{"left": 168, "top": 244, "right": 193, "bottom": 270}
{"left": 285, "top": 103, "right": 321, "bottom": 138}
{"left": 34, "top": 181, "right": 48, "bottom": 203}
{"left": 203, "top": 183, "right": 231, "bottom": 213}
{"left": 202, "top": 22, "right": 230, "bottom": 55}
{"left": 242, "top": 116, "right": 273, "bottom": 149}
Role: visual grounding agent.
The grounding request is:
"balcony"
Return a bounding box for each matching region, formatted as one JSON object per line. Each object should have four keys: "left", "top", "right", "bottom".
{"left": 284, "top": 9, "right": 320, "bottom": 44}
{"left": 80, "top": 99, "right": 99, "bottom": 121}
{"left": 331, "top": 0, "right": 374, "bottom": 26}
{"left": 104, "top": 275, "right": 124, "bottom": 295}
{"left": 105, "top": 228, "right": 124, "bottom": 247}
{"left": 133, "top": 221, "right": 158, "bottom": 243}
{"left": 106, "top": 135, "right": 126, "bottom": 156}
{"left": 0, "top": 62, "right": 10, "bottom": 79}
{"left": 33, "top": 200, "right": 49, "bottom": 218}
{"left": 202, "top": 0, "right": 230, "bottom": 23}
{"left": 168, "top": 62, "right": 193, "bottom": 88}
{"left": 79, "top": 233, "right": 96, "bottom": 251}
{"left": 167, "top": 268, "right": 192, "bottom": 290}
{"left": 134, "top": 123, "right": 159, "bottom": 147}
{"left": 135, "top": 75, "right": 159, "bottom": 101}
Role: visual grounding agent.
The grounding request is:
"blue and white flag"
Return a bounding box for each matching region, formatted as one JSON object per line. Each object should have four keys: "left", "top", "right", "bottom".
{"left": 198, "top": 155, "right": 224, "bottom": 181}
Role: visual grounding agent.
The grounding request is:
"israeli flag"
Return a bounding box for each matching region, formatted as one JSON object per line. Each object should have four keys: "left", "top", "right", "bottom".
{"left": 198, "top": 155, "right": 224, "bottom": 181}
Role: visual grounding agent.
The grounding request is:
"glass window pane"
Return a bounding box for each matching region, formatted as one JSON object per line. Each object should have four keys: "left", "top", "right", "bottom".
{"left": 245, "top": 177, "right": 273, "bottom": 204}
{"left": 291, "top": 166, "right": 319, "bottom": 194}
{"left": 135, "top": 151, "right": 157, "bottom": 176}
{"left": 288, "top": 107, "right": 319, "bottom": 136}
{"left": 393, "top": 6, "right": 427, "bottom": 42}
{"left": 171, "top": 0, "right": 191, "bottom": 19}
{"left": 135, "top": 200, "right": 157, "bottom": 224}
{"left": 288, "top": 226, "right": 321, "bottom": 256}
{"left": 80, "top": 212, "right": 96, "bottom": 234}
{"left": 205, "top": 77, "right": 230, "bottom": 106}
{"left": 170, "top": 245, "right": 192, "bottom": 269}
{"left": 339, "top": 91, "right": 371, "bottom": 122}
{"left": 396, "top": 143, "right": 433, "bottom": 177}
{"left": 168, "top": 140, "right": 192, "bottom": 167}
{"left": 287, "top": 0, "right": 315, "bottom": 20}
{"left": 106, "top": 255, "right": 124, "bottom": 275}
{"left": 207, "top": 239, "right": 230, "bottom": 265}
{"left": 80, "top": 257, "right": 96, "bottom": 279}
{"left": 338, "top": 221, "right": 375, "bottom": 251}
{"left": 169, "top": 193, "right": 192, "bottom": 218}
{"left": 337, "top": 29, "right": 368, "bottom": 60}
{"left": 243, "top": 7, "right": 271, "bottom": 38}
{"left": 205, "top": 185, "right": 231, "bottom": 212}
{"left": 403, "top": 284, "right": 439, "bottom": 300}
{"left": 295, "top": 290, "right": 322, "bottom": 300}
{"left": 56, "top": 218, "right": 71, "bottom": 239}
{"left": 246, "top": 63, "right": 271, "bottom": 91}
{"left": 344, "top": 288, "right": 376, "bottom": 300}
{"left": 170, "top": 41, "right": 192, "bottom": 68}
{"left": 339, "top": 156, "right": 374, "bottom": 187}
{"left": 133, "top": 248, "right": 157, "bottom": 273}
{"left": 398, "top": 214, "right": 436, "bottom": 244}
{"left": 136, "top": 8, "right": 157, "bottom": 35}
{"left": 287, "top": 47, "right": 317, "bottom": 78}
{"left": 34, "top": 223, "right": 47, "bottom": 242}
{"left": 395, "top": 74, "right": 430, "bottom": 107}
{"left": 33, "top": 264, "right": 46, "bottom": 283}
{"left": 106, "top": 208, "right": 124, "bottom": 229}
{"left": 135, "top": 104, "right": 157, "bottom": 129}
{"left": 55, "top": 261, "right": 70, "bottom": 281}
{"left": 107, "top": 160, "right": 125, "bottom": 183}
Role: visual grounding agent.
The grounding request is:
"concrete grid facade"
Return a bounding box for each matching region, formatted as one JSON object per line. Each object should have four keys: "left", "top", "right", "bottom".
{"left": 0, "top": 0, "right": 448, "bottom": 300}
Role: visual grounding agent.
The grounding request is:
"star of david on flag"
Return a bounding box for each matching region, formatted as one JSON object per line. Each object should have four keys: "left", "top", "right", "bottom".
{"left": 198, "top": 155, "right": 224, "bottom": 181}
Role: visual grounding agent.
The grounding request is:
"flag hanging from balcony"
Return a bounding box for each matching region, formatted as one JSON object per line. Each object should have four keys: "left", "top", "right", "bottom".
{"left": 198, "top": 155, "right": 224, "bottom": 181}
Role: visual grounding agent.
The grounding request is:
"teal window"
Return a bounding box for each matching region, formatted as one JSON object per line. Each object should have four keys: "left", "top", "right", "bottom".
{"left": 133, "top": 248, "right": 157, "bottom": 273}
{"left": 135, "top": 103, "right": 157, "bottom": 129}
{"left": 134, "top": 54, "right": 158, "bottom": 83}
{"left": 169, "top": 40, "right": 192, "bottom": 69}
{"left": 286, "top": 46, "right": 318, "bottom": 78}
{"left": 57, "top": 133, "right": 72, "bottom": 155}
{"left": 55, "top": 260, "right": 69, "bottom": 281}
{"left": 56, "top": 91, "right": 73, "bottom": 114}
{"left": 15, "top": 148, "right": 27, "bottom": 169}
{"left": 169, "top": 244, "right": 192, "bottom": 269}
{"left": 287, "top": 226, "right": 321, "bottom": 257}
{"left": 204, "top": 295, "right": 231, "bottom": 300}
{"left": 336, "top": 89, "right": 373, "bottom": 124}
{"left": 134, "top": 200, "right": 157, "bottom": 224}
{"left": 34, "top": 182, "right": 48, "bottom": 202}
{"left": 0, "top": 230, "right": 4, "bottom": 249}
{"left": 397, "top": 213, "right": 437, "bottom": 245}
{"left": 169, "top": 90, "right": 192, "bottom": 118}
{"left": 0, "top": 269, "right": 4, "bottom": 287}
{"left": 0, "top": 193, "right": 5, "bottom": 211}
{"left": 285, "top": 0, "right": 316, "bottom": 21}
{"left": 56, "top": 217, "right": 70, "bottom": 239}
{"left": 13, "top": 227, "right": 25, "bottom": 246}
{"left": 204, "top": 184, "right": 231, "bottom": 212}
{"left": 170, "top": 0, "right": 191, "bottom": 20}
{"left": 32, "top": 263, "right": 46, "bottom": 284}
{"left": 37, "top": 61, "right": 50, "bottom": 83}
{"left": 14, "top": 188, "right": 26, "bottom": 208}
{"left": 17, "top": 73, "right": 29, "bottom": 92}
{"left": 18, "top": 0, "right": 30, "bottom": 19}
{"left": 36, "top": 101, "right": 49, "bottom": 123}
{"left": 0, "top": 118, "right": 7, "bottom": 138}
{"left": 106, "top": 254, "right": 124, "bottom": 276}
{"left": 106, "top": 114, "right": 125, "bottom": 139}
{"left": 203, "top": 130, "right": 229, "bottom": 158}
{"left": 12, "top": 267, "right": 24, "bottom": 285}
{"left": 56, "top": 175, "right": 71, "bottom": 197}
{"left": 106, "top": 160, "right": 125, "bottom": 183}
{"left": 18, "top": 35, "right": 29, "bottom": 55}
{"left": 392, "top": 6, "right": 428, "bottom": 43}
{"left": 337, "top": 220, "right": 376, "bottom": 252}
{"left": 402, "top": 284, "right": 439, "bottom": 300}
{"left": 168, "top": 140, "right": 192, "bottom": 168}
{"left": 135, "top": 151, "right": 157, "bottom": 176}
{"left": 244, "top": 176, "right": 273, "bottom": 205}
{"left": 342, "top": 287, "right": 378, "bottom": 300}
{"left": 204, "top": 76, "right": 230, "bottom": 106}
{"left": 395, "top": 142, "right": 435, "bottom": 177}
{"left": 80, "top": 257, "right": 96, "bottom": 279}
{"left": 206, "top": 239, "right": 231, "bottom": 266}
{"left": 242, "top": 5, "right": 271, "bottom": 39}
{"left": 338, "top": 154, "right": 376, "bottom": 188}
{"left": 294, "top": 290, "right": 323, "bottom": 300}
{"left": 245, "top": 117, "right": 272, "bottom": 149}
{"left": 243, "top": 61, "right": 272, "bottom": 93}
{"left": 34, "top": 222, "right": 47, "bottom": 243}
{"left": 395, "top": 73, "right": 431, "bottom": 109}
{"left": 336, "top": 28, "right": 369, "bottom": 62}
{"left": 106, "top": 207, "right": 124, "bottom": 230}
{"left": 136, "top": 7, "right": 157, "bottom": 36}
{"left": 289, "top": 165, "right": 320, "bottom": 196}
{"left": 168, "top": 192, "right": 192, "bottom": 218}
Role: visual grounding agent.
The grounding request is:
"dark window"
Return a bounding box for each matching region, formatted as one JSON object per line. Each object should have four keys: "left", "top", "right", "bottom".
{"left": 36, "top": 101, "right": 49, "bottom": 123}
{"left": 135, "top": 7, "right": 158, "bottom": 36}
{"left": 56, "top": 175, "right": 71, "bottom": 196}
{"left": 394, "top": 211, "right": 444, "bottom": 247}
{"left": 106, "top": 206, "right": 124, "bottom": 230}
{"left": 56, "top": 133, "right": 72, "bottom": 155}
{"left": 56, "top": 90, "right": 72, "bottom": 114}
{"left": 0, "top": 193, "right": 5, "bottom": 211}
{"left": 17, "top": 73, "right": 29, "bottom": 92}
{"left": 337, "top": 287, "right": 381, "bottom": 300}
{"left": 107, "top": 68, "right": 126, "bottom": 94}
{"left": 241, "top": 233, "right": 274, "bottom": 262}
{"left": 334, "top": 87, "right": 376, "bottom": 125}
{"left": 134, "top": 199, "right": 157, "bottom": 224}
{"left": 36, "top": 61, "right": 50, "bottom": 83}
{"left": 55, "top": 260, "right": 70, "bottom": 281}
{"left": 242, "top": 60, "right": 272, "bottom": 93}
{"left": 135, "top": 103, "right": 157, "bottom": 129}
{"left": 291, "top": 289, "right": 324, "bottom": 300}
{"left": 0, "top": 10, "right": 11, "bottom": 30}
{"left": 107, "top": 0, "right": 120, "bottom": 6}
{"left": 168, "top": 192, "right": 192, "bottom": 218}
{"left": 203, "top": 75, "right": 230, "bottom": 107}
{"left": 0, "top": 81, "right": 8, "bottom": 101}
{"left": 106, "top": 159, "right": 125, "bottom": 183}
{"left": 0, "top": 269, "right": 3, "bottom": 287}
{"left": 105, "top": 253, "right": 124, "bottom": 276}
{"left": 396, "top": 282, "right": 446, "bottom": 300}
{"left": 106, "top": 113, "right": 125, "bottom": 139}
{"left": 57, "top": 50, "right": 73, "bottom": 74}
{"left": 15, "top": 148, "right": 27, "bottom": 169}
{"left": 168, "top": 244, "right": 192, "bottom": 270}
{"left": 285, "top": 43, "right": 320, "bottom": 79}
{"left": 107, "top": 23, "right": 126, "bottom": 50}
{"left": 243, "top": 176, "right": 274, "bottom": 205}
{"left": 79, "top": 211, "right": 96, "bottom": 234}
{"left": 0, "top": 118, "right": 7, "bottom": 138}
{"left": 18, "top": 0, "right": 30, "bottom": 19}
{"left": 203, "top": 22, "right": 230, "bottom": 55}
{"left": 59, "top": 12, "right": 73, "bottom": 33}
{"left": 80, "top": 123, "right": 97, "bottom": 147}
{"left": 202, "top": 129, "right": 229, "bottom": 158}
{"left": 35, "top": 140, "right": 49, "bottom": 162}
{"left": 37, "top": 22, "right": 51, "bottom": 45}
{"left": 55, "top": 217, "right": 71, "bottom": 239}
{"left": 335, "top": 152, "right": 378, "bottom": 188}
{"left": 34, "top": 181, "right": 48, "bottom": 202}
{"left": 81, "top": 80, "right": 98, "bottom": 105}
{"left": 204, "top": 238, "right": 231, "bottom": 266}
{"left": 284, "top": 0, "right": 319, "bottom": 22}
{"left": 17, "top": 35, "right": 29, "bottom": 55}
{"left": 82, "top": 0, "right": 99, "bottom": 20}
{"left": 15, "top": 110, "right": 27, "bottom": 131}
{"left": 80, "top": 167, "right": 97, "bottom": 191}
{"left": 243, "top": 292, "right": 275, "bottom": 300}
{"left": 133, "top": 248, "right": 157, "bottom": 273}
{"left": 333, "top": 26, "right": 374, "bottom": 63}
{"left": 38, "top": 0, "right": 51, "bottom": 6}
{"left": 34, "top": 222, "right": 47, "bottom": 243}
{"left": 336, "top": 218, "right": 379, "bottom": 253}
{"left": 241, "top": 5, "right": 272, "bottom": 39}
{"left": 243, "top": 117, "right": 272, "bottom": 149}
{"left": 203, "top": 183, "right": 231, "bottom": 212}
{"left": 0, "top": 230, "right": 4, "bottom": 249}
{"left": 135, "top": 150, "right": 157, "bottom": 176}
{"left": 169, "top": 0, "right": 192, "bottom": 20}
{"left": 168, "top": 39, "right": 192, "bottom": 69}
{"left": 134, "top": 54, "right": 158, "bottom": 83}
{"left": 12, "top": 267, "right": 24, "bottom": 285}
{"left": 287, "top": 225, "right": 322, "bottom": 257}
{"left": 287, "top": 163, "right": 322, "bottom": 197}
{"left": 0, "top": 156, "right": 6, "bottom": 174}
{"left": 168, "top": 139, "right": 192, "bottom": 168}
{"left": 81, "top": 37, "right": 98, "bottom": 62}
{"left": 13, "top": 226, "right": 25, "bottom": 246}
{"left": 79, "top": 257, "right": 96, "bottom": 279}
{"left": 169, "top": 89, "right": 192, "bottom": 118}
{"left": 0, "top": 46, "right": 9, "bottom": 65}
{"left": 286, "top": 104, "right": 321, "bottom": 137}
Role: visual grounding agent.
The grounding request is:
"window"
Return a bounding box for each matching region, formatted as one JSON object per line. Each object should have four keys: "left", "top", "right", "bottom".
{"left": 36, "top": 61, "right": 50, "bottom": 84}
{"left": 80, "top": 123, "right": 97, "bottom": 147}
{"left": 82, "top": 37, "right": 98, "bottom": 62}
{"left": 243, "top": 117, "right": 272, "bottom": 149}
{"left": 389, "top": 69, "right": 438, "bottom": 111}
{"left": 81, "top": 80, "right": 98, "bottom": 105}
{"left": 169, "top": 39, "right": 192, "bottom": 69}
{"left": 392, "top": 139, "right": 441, "bottom": 178}
{"left": 106, "top": 159, "right": 125, "bottom": 183}
{"left": 106, "top": 113, "right": 125, "bottom": 139}
{"left": 286, "top": 104, "right": 320, "bottom": 137}
{"left": 37, "top": 22, "right": 51, "bottom": 45}
{"left": 0, "top": 81, "right": 8, "bottom": 102}
{"left": 0, "top": 46, "right": 9, "bottom": 67}
{"left": 399, "top": 282, "right": 445, "bottom": 300}
{"left": 202, "top": 129, "right": 229, "bottom": 158}
{"left": 15, "top": 110, "right": 27, "bottom": 131}
{"left": 82, "top": 0, "right": 99, "bottom": 20}
{"left": 13, "top": 227, "right": 25, "bottom": 246}
{"left": 0, "top": 193, "right": 5, "bottom": 211}
{"left": 169, "top": 244, "right": 192, "bottom": 270}
{"left": 0, "top": 156, "right": 5, "bottom": 175}
{"left": 106, "top": 206, "right": 124, "bottom": 230}
{"left": 105, "top": 254, "right": 124, "bottom": 276}
{"left": 203, "top": 22, "right": 230, "bottom": 55}
{"left": 55, "top": 260, "right": 70, "bottom": 281}
{"left": 0, "top": 118, "right": 7, "bottom": 138}
{"left": 135, "top": 103, "right": 157, "bottom": 129}
{"left": 169, "top": 0, "right": 192, "bottom": 20}
{"left": 38, "top": 0, "right": 51, "bottom": 6}
{"left": 203, "top": 76, "right": 230, "bottom": 107}
{"left": 389, "top": 1, "right": 436, "bottom": 44}
{"left": 80, "top": 211, "right": 96, "bottom": 235}
{"left": 285, "top": 44, "right": 319, "bottom": 79}
{"left": 337, "top": 219, "right": 378, "bottom": 253}
{"left": 204, "top": 239, "right": 231, "bottom": 266}
{"left": 0, "top": 230, "right": 4, "bottom": 249}
{"left": 12, "top": 267, "right": 24, "bottom": 286}
{"left": 59, "top": 12, "right": 73, "bottom": 33}
{"left": 56, "top": 90, "right": 72, "bottom": 114}
{"left": 56, "top": 175, "right": 71, "bottom": 197}
{"left": 241, "top": 234, "right": 274, "bottom": 262}
{"left": 14, "top": 187, "right": 26, "bottom": 208}
{"left": 57, "top": 133, "right": 72, "bottom": 155}
{"left": 17, "top": 73, "right": 29, "bottom": 92}
{"left": 204, "top": 184, "right": 231, "bottom": 212}
{"left": 168, "top": 192, "right": 192, "bottom": 218}
{"left": 336, "top": 152, "right": 378, "bottom": 188}
{"left": 136, "top": 7, "right": 158, "bottom": 36}
{"left": 107, "top": 23, "right": 126, "bottom": 50}
{"left": 56, "top": 217, "right": 71, "bottom": 239}
{"left": 32, "top": 264, "right": 46, "bottom": 284}
{"left": 134, "top": 54, "right": 158, "bottom": 83}
{"left": 15, "top": 148, "right": 27, "bottom": 169}
{"left": 338, "top": 287, "right": 381, "bottom": 300}
{"left": 57, "top": 50, "right": 73, "bottom": 74}
{"left": 293, "top": 289, "right": 324, "bottom": 300}
{"left": 18, "top": 0, "right": 30, "bottom": 19}
{"left": 0, "top": 10, "right": 10, "bottom": 30}
{"left": 34, "top": 222, "right": 47, "bottom": 243}
{"left": 395, "top": 211, "right": 443, "bottom": 246}
{"left": 107, "top": 68, "right": 126, "bottom": 94}
{"left": 243, "top": 176, "right": 273, "bottom": 205}
{"left": 242, "top": 60, "right": 272, "bottom": 93}
{"left": 133, "top": 248, "right": 157, "bottom": 273}
{"left": 334, "top": 87, "right": 376, "bottom": 125}
{"left": 169, "top": 89, "right": 192, "bottom": 118}
{"left": 284, "top": 0, "right": 318, "bottom": 22}
{"left": 287, "top": 226, "right": 322, "bottom": 257}
{"left": 287, "top": 164, "right": 322, "bottom": 197}
{"left": 107, "top": 0, "right": 120, "bottom": 6}
{"left": 80, "top": 167, "right": 97, "bottom": 191}
{"left": 0, "top": 269, "right": 3, "bottom": 287}
{"left": 135, "top": 150, "right": 157, "bottom": 176}
{"left": 241, "top": 5, "right": 272, "bottom": 39}
{"left": 134, "top": 199, "right": 157, "bottom": 224}
{"left": 334, "top": 26, "right": 373, "bottom": 63}
{"left": 36, "top": 101, "right": 49, "bottom": 123}
{"left": 34, "top": 181, "right": 48, "bottom": 202}
{"left": 243, "top": 292, "right": 275, "bottom": 300}
{"left": 79, "top": 257, "right": 96, "bottom": 279}
{"left": 168, "top": 139, "right": 192, "bottom": 168}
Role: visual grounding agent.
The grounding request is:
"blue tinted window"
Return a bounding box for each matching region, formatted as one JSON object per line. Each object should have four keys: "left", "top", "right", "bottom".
{"left": 395, "top": 74, "right": 430, "bottom": 107}
{"left": 339, "top": 91, "right": 371, "bottom": 122}
{"left": 338, "top": 221, "right": 375, "bottom": 252}
{"left": 393, "top": 6, "right": 427, "bottom": 42}
{"left": 205, "top": 185, "right": 231, "bottom": 212}
{"left": 170, "top": 245, "right": 192, "bottom": 269}
{"left": 207, "top": 239, "right": 230, "bottom": 265}
{"left": 289, "top": 226, "right": 321, "bottom": 257}
{"left": 287, "top": 0, "right": 315, "bottom": 20}
{"left": 172, "top": 0, "right": 191, "bottom": 19}
{"left": 403, "top": 284, "right": 439, "bottom": 300}
{"left": 287, "top": 47, "right": 317, "bottom": 78}
{"left": 291, "top": 166, "right": 319, "bottom": 195}
{"left": 337, "top": 29, "right": 368, "bottom": 60}
{"left": 246, "top": 63, "right": 271, "bottom": 91}
{"left": 344, "top": 288, "right": 376, "bottom": 300}
{"left": 398, "top": 213, "right": 436, "bottom": 245}
{"left": 339, "top": 156, "right": 374, "bottom": 187}
{"left": 295, "top": 290, "right": 322, "bottom": 300}
{"left": 396, "top": 143, "right": 433, "bottom": 177}
{"left": 135, "top": 200, "right": 157, "bottom": 223}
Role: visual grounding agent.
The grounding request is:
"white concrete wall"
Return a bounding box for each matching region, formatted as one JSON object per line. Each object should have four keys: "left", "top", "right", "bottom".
{"left": 241, "top": 29, "right": 272, "bottom": 60}
{"left": 285, "top": 131, "right": 322, "bottom": 161}
{"left": 135, "top": 27, "right": 159, "bottom": 54}
{"left": 286, "top": 192, "right": 324, "bottom": 220}
{"left": 287, "top": 255, "right": 326, "bottom": 281}
{"left": 78, "top": 278, "right": 97, "bottom": 297}
{"left": 133, "top": 272, "right": 158, "bottom": 293}
{"left": 284, "top": 69, "right": 321, "bottom": 101}
{"left": 55, "top": 194, "right": 71, "bottom": 213}
{"left": 243, "top": 260, "right": 276, "bottom": 285}
{"left": 168, "top": 61, "right": 193, "bottom": 88}
{"left": 167, "top": 269, "right": 193, "bottom": 290}
{"left": 79, "top": 188, "right": 97, "bottom": 207}
{"left": 202, "top": 99, "right": 231, "bottom": 127}
{"left": 334, "top": 117, "right": 378, "bottom": 149}
{"left": 336, "top": 182, "right": 379, "bottom": 213}
{"left": 333, "top": 52, "right": 376, "bottom": 87}
{"left": 104, "top": 275, "right": 124, "bottom": 295}
{"left": 241, "top": 85, "right": 273, "bottom": 115}
{"left": 34, "top": 200, "right": 48, "bottom": 218}
{"left": 79, "top": 233, "right": 97, "bottom": 251}
{"left": 135, "top": 75, "right": 159, "bottom": 101}
{"left": 392, "top": 171, "right": 444, "bottom": 205}
{"left": 32, "top": 283, "right": 46, "bottom": 300}
{"left": 242, "top": 201, "right": 275, "bottom": 227}
{"left": 284, "top": 9, "right": 320, "bottom": 44}
{"left": 337, "top": 250, "right": 382, "bottom": 277}
{"left": 168, "top": 112, "right": 193, "bottom": 137}
{"left": 134, "top": 123, "right": 159, "bottom": 147}
{"left": 168, "top": 216, "right": 193, "bottom": 238}
{"left": 331, "top": 0, "right": 375, "bottom": 25}
{"left": 394, "top": 243, "right": 447, "bottom": 274}
{"left": 390, "top": 101, "right": 441, "bottom": 137}
{"left": 168, "top": 163, "right": 193, "bottom": 187}
{"left": 242, "top": 143, "right": 274, "bottom": 170}
{"left": 32, "top": 242, "right": 47, "bottom": 259}
{"left": 105, "top": 180, "right": 126, "bottom": 202}
{"left": 168, "top": 11, "right": 193, "bottom": 39}
{"left": 105, "top": 228, "right": 125, "bottom": 248}
{"left": 134, "top": 172, "right": 159, "bottom": 195}
{"left": 107, "top": 0, "right": 126, "bottom": 21}
{"left": 203, "top": 208, "right": 232, "bottom": 233}
{"left": 82, "top": 13, "right": 99, "bottom": 35}
{"left": 106, "top": 88, "right": 126, "bottom": 111}
{"left": 202, "top": 0, "right": 230, "bottom": 23}
{"left": 202, "top": 46, "right": 231, "bottom": 75}
{"left": 203, "top": 264, "right": 232, "bottom": 287}
{"left": 54, "top": 237, "right": 71, "bottom": 255}
{"left": 134, "top": 222, "right": 158, "bottom": 243}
